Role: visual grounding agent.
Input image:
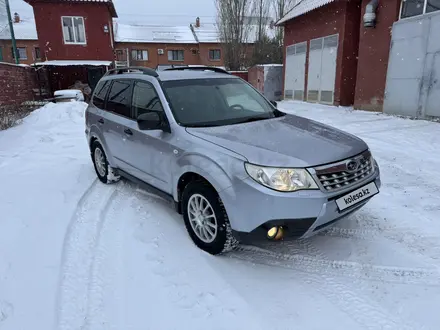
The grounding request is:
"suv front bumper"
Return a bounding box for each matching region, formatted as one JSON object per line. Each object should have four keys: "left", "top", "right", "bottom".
{"left": 221, "top": 168, "right": 381, "bottom": 238}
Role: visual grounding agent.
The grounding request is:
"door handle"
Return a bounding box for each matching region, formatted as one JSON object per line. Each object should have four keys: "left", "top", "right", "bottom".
{"left": 98, "top": 118, "right": 104, "bottom": 124}
{"left": 124, "top": 128, "right": 133, "bottom": 136}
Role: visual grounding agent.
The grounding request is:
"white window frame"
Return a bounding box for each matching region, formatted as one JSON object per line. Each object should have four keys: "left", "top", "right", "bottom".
{"left": 399, "top": 0, "right": 440, "bottom": 19}
{"left": 12, "top": 47, "right": 27, "bottom": 60}
{"left": 131, "top": 49, "right": 149, "bottom": 61}
{"left": 61, "top": 16, "right": 86, "bottom": 45}
{"left": 168, "top": 50, "right": 184, "bottom": 61}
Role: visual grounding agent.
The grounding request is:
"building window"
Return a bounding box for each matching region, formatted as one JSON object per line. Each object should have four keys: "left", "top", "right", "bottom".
{"left": 62, "top": 16, "right": 86, "bottom": 44}
{"left": 11, "top": 47, "right": 27, "bottom": 60}
{"left": 168, "top": 50, "right": 184, "bottom": 61}
{"left": 131, "top": 50, "right": 148, "bottom": 61}
{"left": 400, "top": 0, "right": 440, "bottom": 19}
{"left": 209, "top": 49, "right": 221, "bottom": 61}
{"left": 0, "top": 47, "right": 3, "bottom": 61}
{"left": 34, "top": 47, "right": 41, "bottom": 60}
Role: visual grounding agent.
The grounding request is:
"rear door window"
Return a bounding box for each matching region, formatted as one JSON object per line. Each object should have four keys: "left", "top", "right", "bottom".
{"left": 106, "top": 80, "right": 133, "bottom": 118}
{"left": 132, "top": 81, "right": 164, "bottom": 118}
{"left": 92, "top": 80, "right": 111, "bottom": 109}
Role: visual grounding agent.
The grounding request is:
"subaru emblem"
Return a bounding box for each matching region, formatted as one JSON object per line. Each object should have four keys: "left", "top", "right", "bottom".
{"left": 346, "top": 160, "right": 359, "bottom": 172}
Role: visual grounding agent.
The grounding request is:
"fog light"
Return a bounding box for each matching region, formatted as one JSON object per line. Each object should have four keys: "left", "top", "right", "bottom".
{"left": 267, "top": 226, "right": 284, "bottom": 241}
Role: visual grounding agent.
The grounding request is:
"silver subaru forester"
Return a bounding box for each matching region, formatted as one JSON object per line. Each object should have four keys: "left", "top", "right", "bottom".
{"left": 85, "top": 66, "right": 381, "bottom": 255}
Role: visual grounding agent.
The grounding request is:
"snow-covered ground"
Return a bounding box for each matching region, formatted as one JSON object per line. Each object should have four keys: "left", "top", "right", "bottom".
{"left": 0, "top": 101, "right": 439, "bottom": 330}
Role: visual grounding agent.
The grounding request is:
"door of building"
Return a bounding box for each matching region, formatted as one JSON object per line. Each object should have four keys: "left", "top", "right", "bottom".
{"left": 284, "top": 41, "right": 307, "bottom": 100}
{"left": 426, "top": 52, "right": 440, "bottom": 117}
{"left": 307, "top": 34, "right": 338, "bottom": 104}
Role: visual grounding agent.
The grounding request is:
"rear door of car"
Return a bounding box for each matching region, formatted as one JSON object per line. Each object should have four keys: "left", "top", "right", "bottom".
{"left": 102, "top": 78, "right": 135, "bottom": 172}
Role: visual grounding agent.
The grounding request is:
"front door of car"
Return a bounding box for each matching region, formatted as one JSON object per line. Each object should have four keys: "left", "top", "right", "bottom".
{"left": 120, "top": 80, "right": 175, "bottom": 194}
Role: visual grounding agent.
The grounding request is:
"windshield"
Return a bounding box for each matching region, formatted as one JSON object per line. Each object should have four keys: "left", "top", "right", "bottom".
{"left": 162, "top": 78, "right": 283, "bottom": 127}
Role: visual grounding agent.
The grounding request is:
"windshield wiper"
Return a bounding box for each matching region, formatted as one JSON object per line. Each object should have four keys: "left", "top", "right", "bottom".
{"left": 233, "top": 116, "right": 272, "bottom": 124}
{"left": 184, "top": 123, "right": 220, "bottom": 128}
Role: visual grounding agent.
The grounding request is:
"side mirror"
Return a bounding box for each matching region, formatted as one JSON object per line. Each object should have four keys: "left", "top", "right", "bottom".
{"left": 270, "top": 100, "right": 278, "bottom": 108}
{"left": 137, "top": 112, "right": 162, "bottom": 131}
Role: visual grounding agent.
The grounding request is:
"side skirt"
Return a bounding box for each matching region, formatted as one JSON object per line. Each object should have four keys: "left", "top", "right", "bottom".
{"left": 117, "top": 169, "right": 180, "bottom": 213}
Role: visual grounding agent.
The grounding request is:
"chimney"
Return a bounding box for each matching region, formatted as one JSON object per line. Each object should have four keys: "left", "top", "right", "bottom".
{"left": 14, "top": 12, "right": 20, "bottom": 23}
{"left": 195, "top": 17, "right": 200, "bottom": 28}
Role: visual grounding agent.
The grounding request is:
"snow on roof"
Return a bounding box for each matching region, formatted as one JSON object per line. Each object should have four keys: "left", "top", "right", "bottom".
{"left": 33, "top": 60, "right": 112, "bottom": 66}
{"left": 277, "top": 0, "right": 336, "bottom": 25}
{"left": 114, "top": 23, "right": 197, "bottom": 44}
{"left": 0, "top": 18, "right": 38, "bottom": 40}
{"left": 191, "top": 23, "right": 220, "bottom": 43}
{"left": 191, "top": 23, "right": 277, "bottom": 44}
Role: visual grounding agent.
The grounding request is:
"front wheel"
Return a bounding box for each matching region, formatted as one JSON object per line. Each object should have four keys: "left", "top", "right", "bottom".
{"left": 182, "top": 181, "right": 239, "bottom": 255}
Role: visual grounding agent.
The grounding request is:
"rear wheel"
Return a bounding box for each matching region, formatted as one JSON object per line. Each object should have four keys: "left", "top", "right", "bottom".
{"left": 91, "top": 141, "right": 120, "bottom": 184}
{"left": 182, "top": 181, "right": 239, "bottom": 255}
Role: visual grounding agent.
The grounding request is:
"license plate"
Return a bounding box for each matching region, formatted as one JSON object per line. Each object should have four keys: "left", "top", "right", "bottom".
{"left": 335, "top": 182, "right": 379, "bottom": 211}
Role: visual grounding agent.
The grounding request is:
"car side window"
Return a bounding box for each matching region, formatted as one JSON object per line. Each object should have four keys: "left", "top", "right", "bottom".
{"left": 106, "top": 80, "right": 133, "bottom": 118}
{"left": 132, "top": 81, "right": 164, "bottom": 118}
{"left": 92, "top": 80, "right": 111, "bottom": 109}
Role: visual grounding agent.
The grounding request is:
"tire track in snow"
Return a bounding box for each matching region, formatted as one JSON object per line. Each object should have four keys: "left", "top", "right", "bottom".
{"left": 296, "top": 239, "right": 427, "bottom": 330}
{"left": 319, "top": 226, "right": 440, "bottom": 264}
{"left": 232, "top": 244, "right": 426, "bottom": 330}
{"left": 54, "top": 179, "right": 118, "bottom": 330}
{"left": 83, "top": 183, "right": 126, "bottom": 330}
{"left": 233, "top": 245, "right": 440, "bottom": 286}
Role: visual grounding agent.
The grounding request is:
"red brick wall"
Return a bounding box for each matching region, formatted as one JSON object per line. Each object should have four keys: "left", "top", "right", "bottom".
{"left": 354, "top": 0, "right": 401, "bottom": 111}
{"left": 30, "top": 2, "right": 114, "bottom": 61}
{"left": 0, "top": 63, "right": 38, "bottom": 106}
{"left": 115, "top": 42, "right": 201, "bottom": 68}
{"left": 340, "top": 1, "right": 362, "bottom": 105}
{"left": 230, "top": 71, "right": 248, "bottom": 81}
{"left": 282, "top": 0, "right": 361, "bottom": 106}
{"left": 0, "top": 40, "right": 42, "bottom": 65}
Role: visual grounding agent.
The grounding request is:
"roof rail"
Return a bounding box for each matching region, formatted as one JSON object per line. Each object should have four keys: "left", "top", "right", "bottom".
{"left": 163, "top": 66, "right": 230, "bottom": 75}
{"left": 105, "top": 66, "right": 159, "bottom": 77}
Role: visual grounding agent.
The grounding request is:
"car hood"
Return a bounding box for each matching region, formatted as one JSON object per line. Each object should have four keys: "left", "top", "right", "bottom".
{"left": 186, "top": 114, "right": 368, "bottom": 167}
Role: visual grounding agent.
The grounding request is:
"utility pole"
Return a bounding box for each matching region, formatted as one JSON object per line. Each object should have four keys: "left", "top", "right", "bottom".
{"left": 5, "top": 0, "right": 19, "bottom": 64}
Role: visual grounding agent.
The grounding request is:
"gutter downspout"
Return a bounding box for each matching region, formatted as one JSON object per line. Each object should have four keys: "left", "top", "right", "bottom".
{"left": 363, "top": 0, "right": 379, "bottom": 28}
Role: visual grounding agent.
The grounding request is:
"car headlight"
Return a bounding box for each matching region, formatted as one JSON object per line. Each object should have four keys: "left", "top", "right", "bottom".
{"left": 245, "top": 163, "right": 318, "bottom": 192}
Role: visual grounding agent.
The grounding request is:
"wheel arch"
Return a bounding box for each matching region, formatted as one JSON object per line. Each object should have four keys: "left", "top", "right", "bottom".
{"left": 88, "top": 128, "right": 116, "bottom": 167}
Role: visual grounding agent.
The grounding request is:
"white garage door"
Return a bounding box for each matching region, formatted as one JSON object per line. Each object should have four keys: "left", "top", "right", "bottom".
{"left": 284, "top": 42, "right": 307, "bottom": 100}
{"left": 307, "top": 34, "right": 338, "bottom": 104}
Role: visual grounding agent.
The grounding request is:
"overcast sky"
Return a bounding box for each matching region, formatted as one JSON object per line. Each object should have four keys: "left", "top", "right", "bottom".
{"left": 9, "top": 0, "right": 217, "bottom": 25}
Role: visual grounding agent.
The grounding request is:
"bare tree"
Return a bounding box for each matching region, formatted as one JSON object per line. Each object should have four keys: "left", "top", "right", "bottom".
{"left": 272, "top": 0, "right": 296, "bottom": 43}
{"left": 216, "top": 0, "right": 252, "bottom": 71}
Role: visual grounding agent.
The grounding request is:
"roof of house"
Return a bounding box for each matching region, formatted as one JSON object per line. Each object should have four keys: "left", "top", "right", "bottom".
{"left": 191, "top": 23, "right": 220, "bottom": 43}
{"left": 33, "top": 60, "right": 112, "bottom": 66}
{"left": 276, "top": 0, "right": 335, "bottom": 25}
{"left": 24, "top": 0, "right": 118, "bottom": 18}
{"left": 114, "top": 23, "right": 197, "bottom": 44}
{"left": 0, "top": 19, "right": 38, "bottom": 40}
{"left": 190, "top": 22, "right": 277, "bottom": 44}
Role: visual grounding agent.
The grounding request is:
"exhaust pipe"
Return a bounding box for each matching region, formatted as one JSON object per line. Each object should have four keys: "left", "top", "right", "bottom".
{"left": 267, "top": 226, "right": 285, "bottom": 241}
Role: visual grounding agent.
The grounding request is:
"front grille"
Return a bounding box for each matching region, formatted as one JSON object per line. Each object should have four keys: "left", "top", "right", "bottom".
{"left": 314, "top": 151, "right": 374, "bottom": 192}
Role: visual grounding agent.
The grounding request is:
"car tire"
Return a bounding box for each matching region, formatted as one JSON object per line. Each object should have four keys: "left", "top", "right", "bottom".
{"left": 91, "top": 141, "right": 120, "bottom": 184}
{"left": 182, "top": 181, "right": 239, "bottom": 255}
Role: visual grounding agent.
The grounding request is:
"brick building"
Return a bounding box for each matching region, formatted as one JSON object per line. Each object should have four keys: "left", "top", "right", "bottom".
{"left": 278, "top": 0, "right": 440, "bottom": 113}
{"left": 1, "top": 1, "right": 233, "bottom": 68}
{"left": 0, "top": 13, "right": 40, "bottom": 65}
